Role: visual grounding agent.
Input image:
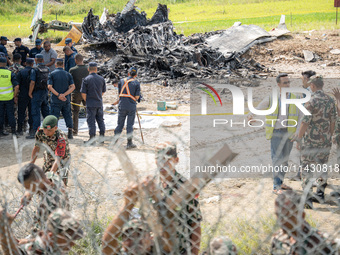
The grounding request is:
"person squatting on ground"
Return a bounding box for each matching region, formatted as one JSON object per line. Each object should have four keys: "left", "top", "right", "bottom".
{"left": 47, "top": 58, "right": 75, "bottom": 139}
{"left": 16, "top": 58, "right": 34, "bottom": 136}
{"left": 69, "top": 54, "right": 88, "bottom": 136}
{"left": 271, "top": 190, "right": 340, "bottom": 254}
{"left": 295, "top": 76, "right": 337, "bottom": 209}
{"left": 29, "top": 115, "right": 71, "bottom": 186}
{"left": 80, "top": 62, "right": 106, "bottom": 143}
{"left": 27, "top": 54, "right": 50, "bottom": 139}
{"left": 248, "top": 73, "right": 301, "bottom": 194}
{"left": 12, "top": 38, "right": 29, "bottom": 66}
{"left": 114, "top": 66, "right": 141, "bottom": 149}
{"left": 0, "top": 57, "right": 19, "bottom": 136}
{"left": 17, "top": 163, "right": 69, "bottom": 233}
{"left": 0, "top": 208, "right": 82, "bottom": 255}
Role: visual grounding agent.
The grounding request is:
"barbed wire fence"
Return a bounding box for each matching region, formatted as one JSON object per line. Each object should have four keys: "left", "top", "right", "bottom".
{"left": 0, "top": 119, "right": 339, "bottom": 255}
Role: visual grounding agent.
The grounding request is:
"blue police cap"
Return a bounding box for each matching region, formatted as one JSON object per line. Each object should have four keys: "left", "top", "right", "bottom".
{"left": 35, "top": 39, "right": 42, "bottom": 45}
{"left": 0, "top": 57, "right": 7, "bottom": 63}
{"left": 89, "top": 62, "right": 97, "bottom": 67}
{"left": 35, "top": 54, "right": 44, "bottom": 59}
{"left": 14, "top": 38, "right": 21, "bottom": 42}
{"left": 129, "top": 66, "right": 138, "bottom": 73}
{"left": 56, "top": 58, "right": 64, "bottom": 62}
{"left": 65, "top": 38, "right": 72, "bottom": 44}
{"left": 26, "top": 58, "right": 34, "bottom": 64}
{"left": 0, "top": 36, "right": 9, "bottom": 41}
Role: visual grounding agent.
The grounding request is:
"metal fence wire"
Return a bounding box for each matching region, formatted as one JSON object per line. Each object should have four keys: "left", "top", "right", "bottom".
{"left": 0, "top": 125, "right": 339, "bottom": 255}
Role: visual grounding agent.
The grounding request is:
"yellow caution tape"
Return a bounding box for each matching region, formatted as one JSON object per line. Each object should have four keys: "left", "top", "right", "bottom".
{"left": 71, "top": 102, "right": 249, "bottom": 117}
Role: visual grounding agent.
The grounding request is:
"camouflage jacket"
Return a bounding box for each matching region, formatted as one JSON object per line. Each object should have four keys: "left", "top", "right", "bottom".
{"left": 302, "top": 90, "right": 337, "bottom": 148}
{"left": 35, "top": 128, "right": 71, "bottom": 172}
{"left": 34, "top": 182, "right": 69, "bottom": 231}
{"left": 161, "top": 171, "right": 202, "bottom": 254}
{"left": 8, "top": 63, "right": 24, "bottom": 75}
{"left": 271, "top": 228, "right": 340, "bottom": 255}
{"left": 19, "top": 234, "right": 60, "bottom": 255}
{"left": 335, "top": 117, "right": 340, "bottom": 146}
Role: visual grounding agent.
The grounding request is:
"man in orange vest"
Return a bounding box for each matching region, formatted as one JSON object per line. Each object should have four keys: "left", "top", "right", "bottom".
{"left": 114, "top": 67, "right": 141, "bottom": 149}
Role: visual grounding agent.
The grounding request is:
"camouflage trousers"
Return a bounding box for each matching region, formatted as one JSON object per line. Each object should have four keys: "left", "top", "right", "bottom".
{"left": 301, "top": 146, "right": 330, "bottom": 200}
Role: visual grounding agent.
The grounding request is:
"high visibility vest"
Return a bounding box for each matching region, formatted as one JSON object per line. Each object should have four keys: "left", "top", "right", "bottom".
{"left": 0, "top": 69, "right": 14, "bottom": 101}
{"left": 119, "top": 78, "right": 136, "bottom": 101}
{"left": 265, "top": 93, "right": 299, "bottom": 140}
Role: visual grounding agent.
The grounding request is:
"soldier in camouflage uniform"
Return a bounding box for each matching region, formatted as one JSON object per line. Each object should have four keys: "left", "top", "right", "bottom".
{"left": 332, "top": 87, "right": 340, "bottom": 202}
{"left": 8, "top": 53, "right": 24, "bottom": 75}
{"left": 102, "top": 182, "right": 172, "bottom": 255}
{"left": 0, "top": 208, "right": 83, "bottom": 255}
{"left": 30, "top": 115, "right": 71, "bottom": 185}
{"left": 17, "top": 163, "right": 69, "bottom": 233}
{"left": 296, "top": 76, "right": 337, "bottom": 209}
{"left": 271, "top": 190, "right": 340, "bottom": 255}
{"left": 156, "top": 141, "right": 202, "bottom": 255}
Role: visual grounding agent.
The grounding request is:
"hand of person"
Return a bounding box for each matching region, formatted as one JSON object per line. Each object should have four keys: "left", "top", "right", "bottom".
{"left": 58, "top": 94, "right": 67, "bottom": 101}
{"left": 123, "top": 182, "right": 139, "bottom": 207}
{"left": 290, "top": 133, "right": 298, "bottom": 142}
{"left": 141, "top": 175, "right": 156, "bottom": 195}
{"left": 332, "top": 88, "right": 340, "bottom": 101}
{"left": 28, "top": 93, "right": 33, "bottom": 99}
{"left": 296, "top": 142, "right": 301, "bottom": 151}
{"left": 14, "top": 96, "right": 18, "bottom": 104}
{"left": 20, "top": 191, "right": 32, "bottom": 206}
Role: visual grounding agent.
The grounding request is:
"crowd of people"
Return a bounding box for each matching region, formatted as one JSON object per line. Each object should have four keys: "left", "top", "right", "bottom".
{"left": 1, "top": 36, "right": 340, "bottom": 254}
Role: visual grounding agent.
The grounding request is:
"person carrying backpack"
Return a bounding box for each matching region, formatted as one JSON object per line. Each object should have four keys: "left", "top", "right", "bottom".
{"left": 27, "top": 54, "right": 50, "bottom": 139}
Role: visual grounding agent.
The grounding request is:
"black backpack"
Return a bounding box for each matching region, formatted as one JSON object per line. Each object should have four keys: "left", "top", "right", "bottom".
{"left": 34, "top": 65, "right": 49, "bottom": 90}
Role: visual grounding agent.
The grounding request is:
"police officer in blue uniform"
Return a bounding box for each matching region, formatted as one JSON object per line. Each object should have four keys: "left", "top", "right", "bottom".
{"left": 80, "top": 62, "right": 106, "bottom": 143}
{"left": 63, "top": 46, "right": 76, "bottom": 72}
{"left": 27, "top": 54, "right": 50, "bottom": 139}
{"left": 12, "top": 38, "right": 29, "bottom": 66}
{"left": 65, "top": 38, "right": 78, "bottom": 53}
{"left": 16, "top": 58, "right": 35, "bottom": 136}
{"left": 29, "top": 39, "right": 43, "bottom": 59}
{"left": 48, "top": 58, "right": 75, "bottom": 139}
{"left": 114, "top": 67, "right": 141, "bottom": 149}
{"left": 0, "top": 36, "right": 11, "bottom": 66}
{"left": 0, "top": 57, "right": 19, "bottom": 136}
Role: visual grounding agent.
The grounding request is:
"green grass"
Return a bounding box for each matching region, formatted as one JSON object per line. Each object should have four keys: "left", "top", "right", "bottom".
{"left": 0, "top": 0, "right": 338, "bottom": 39}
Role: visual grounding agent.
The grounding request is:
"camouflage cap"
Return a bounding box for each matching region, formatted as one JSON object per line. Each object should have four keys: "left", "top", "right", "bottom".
{"left": 155, "top": 141, "right": 177, "bottom": 159}
{"left": 122, "top": 219, "right": 150, "bottom": 238}
{"left": 210, "top": 236, "right": 238, "bottom": 255}
{"left": 42, "top": 115, "right": 58, "bottom": 129}
{"left": 307, "top": 75, "right": 324, "bottom": 87}
{"left": 47, "top": 209, "right": 83, "bottom": 240}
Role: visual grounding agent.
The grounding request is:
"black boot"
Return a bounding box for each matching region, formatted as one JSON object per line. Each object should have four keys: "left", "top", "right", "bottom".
{"left": 84, "top": 135, "right": 96, "bottom": 144}
{"left": 126, "top": 138, "right": 136, "bottom": 149}
{"left": 68, "top": 128, "right": 73, "bottom": 139}
{"left": 99, "top": 133, "right": 105, "bottom": 144}
{"left": 0, "top": 130, "right": 9, "bottom": 136}
{"left": 17, "top": 126, "right": 23, "bottom": 136}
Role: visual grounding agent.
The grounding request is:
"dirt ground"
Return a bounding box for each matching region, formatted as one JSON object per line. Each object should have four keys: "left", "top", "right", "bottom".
{"left": 1, "top": 30, "right": 340, "bottom": 253}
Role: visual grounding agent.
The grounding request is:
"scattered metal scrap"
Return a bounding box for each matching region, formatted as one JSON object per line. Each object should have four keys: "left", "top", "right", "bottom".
{"left": 81, "top": 3, "right": 275, "bottom": 85}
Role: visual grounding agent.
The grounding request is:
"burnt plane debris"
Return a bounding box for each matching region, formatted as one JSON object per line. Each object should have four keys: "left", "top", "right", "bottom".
{"left": 82, "top": 4, "right": 272, "bottom": 85}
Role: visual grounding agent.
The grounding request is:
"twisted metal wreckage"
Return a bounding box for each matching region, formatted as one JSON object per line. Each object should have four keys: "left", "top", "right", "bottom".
{"left": 81, "top": 1, "right": 289, "bottom": 85}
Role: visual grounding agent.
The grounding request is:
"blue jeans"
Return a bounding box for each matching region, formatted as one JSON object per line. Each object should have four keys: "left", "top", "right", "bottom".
{"left": 51, "top": 101, "right": 73, "bottom": 129}
{"left": 31, "top": 89, "right": 49, "bottom": 131}
{"left": 271, "top": 128, "right": 293, "bottom": 190}
{"left": 114, "top": 108, "right": 136, "bottom": 137}
{"left": 86, "top": 107, "right": 105, "bottom": 136}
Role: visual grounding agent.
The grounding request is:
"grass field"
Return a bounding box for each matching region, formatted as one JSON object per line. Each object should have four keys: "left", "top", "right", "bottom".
{"left": 0, "top": 0, "right": 338, "bottom": 40}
